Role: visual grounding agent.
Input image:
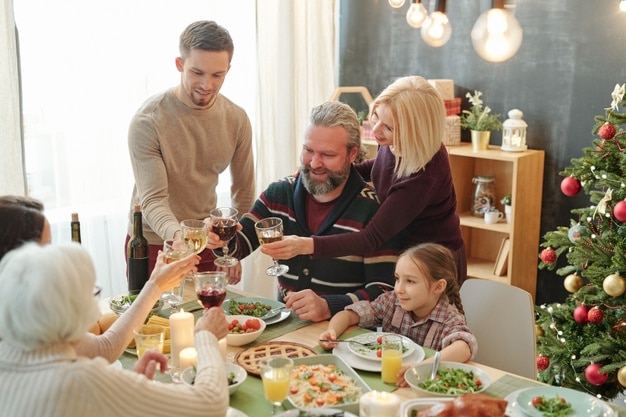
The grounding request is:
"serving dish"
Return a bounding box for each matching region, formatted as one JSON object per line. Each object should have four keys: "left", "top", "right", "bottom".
{"left": 275, "top": 408, "right": 358, "bottom": 417}
{"left": 225, "top": 314, "right": 266, "bottom": 346}
{"left": 346, "top": 333, "right": 417, "bottom": 361}
{"left": 223, "top": 297, "right": 285, "bottom": 321}
{"left": 287, "top": 354, "right": 370, "bottom": 415}
{"left": 181, "top": 362, "right": 247, "bottom": 395}
{"left": 400, "top": 398, "right": 454, "bottom": 417}
{"left": 505, "top": 387, "right": 611, "bottom": 417}
{"left": 404, "top": 361, "right": 491, "bottom": 397}
{"left": 109, "top": 290, "right": 163, "bottom": 317}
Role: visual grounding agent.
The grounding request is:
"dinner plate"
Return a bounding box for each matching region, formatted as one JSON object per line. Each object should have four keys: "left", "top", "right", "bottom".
{"left": 346, "top": 333, "right": 417, "bottom": 361}
{"left": 227, "top": 407, "right": 249, "bottom": 417}
{"left": 275, "top": 408, "right": 358, "bottom": 417}
{"left": 504, "top": 388, "right": 616, "bottom": 417}
{"left": 332, "top": 340, "right": 425, "bottom": 372}
{"left": 263, "top": 308, "right": 291, "bottom": 325}
{"left": 222, "top": 297, "right": 285, "bottom": 321}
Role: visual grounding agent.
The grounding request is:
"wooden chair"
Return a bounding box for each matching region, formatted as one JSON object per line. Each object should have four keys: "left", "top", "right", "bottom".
{"left": 459, "top": 278, "right": 537, "bottom": 380}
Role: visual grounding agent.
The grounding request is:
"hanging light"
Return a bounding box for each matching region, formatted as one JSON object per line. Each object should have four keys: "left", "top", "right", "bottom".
{"left": 421, "top": 0, "right": 452, "bottom": 47}
{"left": 620, "top": 0, "right": 626, "bottom": 11}
{"left": 471, "top": 0, "right": 523, "bottom": 62}
{"left": 406, "top": 0, "right": 428, "bottom": 28}
{"left": 388, "top": 0, "right": 406, "bottom": 8}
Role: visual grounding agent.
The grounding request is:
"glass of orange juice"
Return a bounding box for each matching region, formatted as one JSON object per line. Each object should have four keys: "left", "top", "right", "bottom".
{"left": 381, "top": 334, "right": 403, "bottom": 384}
{"left": 133, "top": 324, "right": 165, "bottom": 358}
{"left": 258, "top": 356, "right": 293, "bottom": 414}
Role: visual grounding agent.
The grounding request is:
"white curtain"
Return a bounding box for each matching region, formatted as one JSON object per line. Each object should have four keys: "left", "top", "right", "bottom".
{"left": 2, "top": 0, "right": 337, "bottom": 300}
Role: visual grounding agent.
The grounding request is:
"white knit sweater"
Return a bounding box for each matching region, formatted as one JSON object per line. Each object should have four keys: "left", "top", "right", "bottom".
{"left": 0, "top": 331, "right": 228, "bottom": 417}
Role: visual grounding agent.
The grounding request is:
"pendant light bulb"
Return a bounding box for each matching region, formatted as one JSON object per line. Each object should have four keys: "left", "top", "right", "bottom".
{"left": 388, "top": 0, "right": 406, "bottom": 8}
{"left": 421, "top": 11, "right": 452, "bottom": 47}
{"left": 471, "top": 6, "right": 523, "bottom": 62}
{"left": 406, "top": 1, "right": 428, "bottom": 28}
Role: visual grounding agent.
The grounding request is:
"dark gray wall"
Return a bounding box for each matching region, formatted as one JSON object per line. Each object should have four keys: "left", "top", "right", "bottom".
{"left": 338, "top": 0, "right": 626, "bottom": 305}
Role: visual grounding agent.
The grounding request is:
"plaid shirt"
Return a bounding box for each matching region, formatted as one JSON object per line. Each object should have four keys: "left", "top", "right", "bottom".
{"left": 346, "top": 291, "right": 478, "bottom": 358}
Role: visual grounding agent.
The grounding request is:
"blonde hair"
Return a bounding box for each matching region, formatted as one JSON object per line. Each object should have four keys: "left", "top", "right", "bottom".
{"left": 371, "top": 76, "right": 445, "bottom": 178}
{"left": 0, "top": 242, "right": 101, "bottom": 351}
{"left": 399, "top": 243, "right": 464, "bottom": 314}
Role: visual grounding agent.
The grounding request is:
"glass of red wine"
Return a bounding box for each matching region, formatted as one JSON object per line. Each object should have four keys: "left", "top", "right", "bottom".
{"left": 193, "top": 271, "right": 228, "bottom": 309}
{"left": 210, "top": 207, "right": 239, "bottom": 268}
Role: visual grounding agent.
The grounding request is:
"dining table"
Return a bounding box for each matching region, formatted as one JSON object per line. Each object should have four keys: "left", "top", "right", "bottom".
{"left": 113, "top": 284, "right": 626, "bottom": 417}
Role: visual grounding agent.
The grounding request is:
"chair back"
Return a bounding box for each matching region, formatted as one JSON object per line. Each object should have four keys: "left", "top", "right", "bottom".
{"left": 459, "top": 278, "right": 537, "bottom": 379}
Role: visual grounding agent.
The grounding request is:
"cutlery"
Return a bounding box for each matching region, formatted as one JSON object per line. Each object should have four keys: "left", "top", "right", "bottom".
{"left": 430, "top": 351, "right": 441, "bottom": 380}
{"left": 318, "top": 339, "right": 378, "bottom": 347}
{"left": 263, "top": 306, "right": 285, "bottom": 317}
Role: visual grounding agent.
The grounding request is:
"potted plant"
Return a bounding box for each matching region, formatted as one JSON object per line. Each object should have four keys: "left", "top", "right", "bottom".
{"left": 500, "top": 193, "right": 512, "bottom": 223}
{"left": 460, "top": 90, "right": 503, "bottom": 151}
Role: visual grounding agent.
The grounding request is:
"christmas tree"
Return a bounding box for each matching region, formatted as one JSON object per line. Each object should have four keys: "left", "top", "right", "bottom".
{"left": 537, "top": 83, "right": 626, "bottom": 401}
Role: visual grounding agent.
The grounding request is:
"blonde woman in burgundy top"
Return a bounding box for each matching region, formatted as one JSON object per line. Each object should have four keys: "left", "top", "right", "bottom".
{"left": 262, "top": 76, "right": 467, "bottom": 283}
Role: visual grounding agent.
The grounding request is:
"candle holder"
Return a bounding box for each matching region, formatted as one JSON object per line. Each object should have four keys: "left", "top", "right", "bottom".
{"left": 501, "top": 109, "right": 527, "bottom": 152}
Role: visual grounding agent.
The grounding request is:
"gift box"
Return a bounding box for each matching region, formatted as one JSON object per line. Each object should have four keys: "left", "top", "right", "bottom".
{"left": 443, "top": 115, "right": 461, "bottom": 146}
{"left": 428, "top": 79, "right": 455, "bottom": 100}
{"left": 361, "top": 120, "right": 375, "bottom": 141}
{"left": 444, "top": 98, "right": 461, "bottom": 116}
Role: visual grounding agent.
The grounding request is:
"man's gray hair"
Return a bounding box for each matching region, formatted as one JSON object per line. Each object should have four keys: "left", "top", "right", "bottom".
{"left": 309, "top": 101, "right": 366, "bottom": 162}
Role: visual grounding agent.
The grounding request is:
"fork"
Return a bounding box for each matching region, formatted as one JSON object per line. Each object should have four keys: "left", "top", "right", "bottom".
{"left": 318, "top": 339, "right": 378, "bottom": 347}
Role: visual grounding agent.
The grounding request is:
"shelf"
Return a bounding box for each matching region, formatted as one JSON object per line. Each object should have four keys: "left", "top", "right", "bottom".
{"left": 459, "top": 212, "right": 510, "bottom": 233}
{"left": 466, "top": 257, "right": 510, "bottom": 284}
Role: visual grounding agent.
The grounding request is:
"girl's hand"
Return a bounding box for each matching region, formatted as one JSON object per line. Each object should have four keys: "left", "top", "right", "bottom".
{"left": 318, "top": 329, "right": 338, "bottom": 350}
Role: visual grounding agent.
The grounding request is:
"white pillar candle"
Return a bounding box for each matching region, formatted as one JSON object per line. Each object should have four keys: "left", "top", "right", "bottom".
{"left": 360, "top": 391, "right": 400, "bottom": 417}
{"left": 170, "top": 308, "right": 194, "bottom": 368}
{"left": 218, "top": 337, "right": 227, "bottom": 361}
{"left": 179, "top": 347, "right": 197, "bottom": 370}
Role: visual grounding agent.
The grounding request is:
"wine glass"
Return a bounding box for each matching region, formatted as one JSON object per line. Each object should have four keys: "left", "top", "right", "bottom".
{"left": 193, "top": 271, "right": 228, "bottom": 308}
{"left": 180, "top": 219, "right": 208, "bottom": 255}
{"left": 254, "top": 217, "right": 289, "bottom": 276}
{"left": 210, "top": 207, "right": 239, "bottom": 268}
{"left": 161, "top": 239, "right": 194, "bottom": 309}
{"left": 259, "top": 356, "right": 293, "bottom": 415}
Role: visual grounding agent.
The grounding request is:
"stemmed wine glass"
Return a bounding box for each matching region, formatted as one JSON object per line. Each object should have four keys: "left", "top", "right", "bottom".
{"left": 255, "top": 217, "right": 289, "bottom": 276}
{"left": 259, "top": 356, "right": 294, "bottom": 415}
{"left": 193, "top": 271, "right": 228, "bottom": 308}
{"left": 210, "top": 207, "right": 239, "bottom": 268}
{"left": 161, "top": 239, "right": 194, "bottom": 310}
{"left": 180, "top": 219, "right": 208, "bottom": 255}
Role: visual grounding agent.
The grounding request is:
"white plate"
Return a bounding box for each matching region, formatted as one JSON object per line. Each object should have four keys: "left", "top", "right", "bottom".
{"left": 400, "top": 398, "right": 454, "bottom": 417}
{"left": 504, "top": 388, "right": 616, "bottom": 417}
{"left": 275, "top": 408, "right": 358, "bottom": 417}
{"left": 223, "top": 297, "right": 284, "bottom": 320}
{"left": 346, "top": 333, "right": 416, "bottom": 361}
{"left": 110, "top": 360, "right": 122, "bottom": 369}
{"left": 332, "top": 340, "right": 425, "bottom": 372}
{"left": 227, "top": 407, "right": 249, "bottom": 417}
{"left": 263, "top": 308, "right": 291, "bottom": 325}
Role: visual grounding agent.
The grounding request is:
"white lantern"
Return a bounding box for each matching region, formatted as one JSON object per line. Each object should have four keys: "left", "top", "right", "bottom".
{"left": 501, "top": 109, "right": 527, "bottom": 152}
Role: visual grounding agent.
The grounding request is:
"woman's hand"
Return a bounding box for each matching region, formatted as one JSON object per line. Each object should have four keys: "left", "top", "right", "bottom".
{"left": 133, "top": 350, "right": 169, "bottom": 379}
{"left": 195, "top": 306, "right": 228, "bottom": 340}
{"left": 149, "top": 250, "right": 200, "bottom": 293}
{"left": 261, "top": 236, "right": 314, "bottom": 259}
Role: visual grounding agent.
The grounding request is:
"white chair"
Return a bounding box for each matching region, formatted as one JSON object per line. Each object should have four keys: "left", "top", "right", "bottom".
{"left": 459, "top": 278, "right": 537, "bottom": 380}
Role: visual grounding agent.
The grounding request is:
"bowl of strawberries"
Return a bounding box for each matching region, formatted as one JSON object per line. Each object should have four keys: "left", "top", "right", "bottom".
{"left": 225, "top": 315, "right": 266, "bottom": 346}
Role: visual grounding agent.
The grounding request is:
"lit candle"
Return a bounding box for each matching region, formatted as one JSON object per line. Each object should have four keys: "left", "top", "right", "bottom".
{"left": 169, "top": 308, "right": 194, "bottom": 368}
{"left": 179, "top": 347, "right": 197, "bottom": 370}
{"left": 218, "top": 337, "right": 227, "bottom": 361}
{"left": 360, "top": 391, "right": 400, "bottom": 417}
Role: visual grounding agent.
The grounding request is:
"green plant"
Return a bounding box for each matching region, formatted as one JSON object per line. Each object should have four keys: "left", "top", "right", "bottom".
{"left": 460, "top": 90, "right": 503, "bottom": 132}
{"left": 500, "top": 193, "right": 512, "bottom": 206}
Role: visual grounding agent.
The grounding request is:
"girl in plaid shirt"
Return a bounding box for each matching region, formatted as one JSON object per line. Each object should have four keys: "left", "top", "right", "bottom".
{"left": 319, "top": 243, "right": 477, "bottom": 387}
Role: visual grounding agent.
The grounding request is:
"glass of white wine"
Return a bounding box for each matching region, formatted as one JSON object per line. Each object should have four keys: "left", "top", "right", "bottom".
{"left": 161, "top": 239, "right": 194, "bottom": 309}
{"left": 209, "top": 207, "right": 239, "bottom": 268}
{"left": 180, "top": 219, "right": 209, "bottom": 255}
{"left": 254, "top": 217, "right": 289, "bottom": 276}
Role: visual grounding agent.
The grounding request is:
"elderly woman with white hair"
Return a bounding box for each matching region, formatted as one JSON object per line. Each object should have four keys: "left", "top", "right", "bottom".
{"left": 0, "top": 242, "right": 229, "bottom": 417}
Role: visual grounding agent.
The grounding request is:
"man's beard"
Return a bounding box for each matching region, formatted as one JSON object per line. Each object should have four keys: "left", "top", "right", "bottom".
{"left": 300, "top": 163, "right": 351, "bottom": 196}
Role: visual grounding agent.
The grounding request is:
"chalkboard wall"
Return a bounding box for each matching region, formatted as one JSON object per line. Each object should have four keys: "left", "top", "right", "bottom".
{"left": 338, "top": 0, "right": 626, "bottom": 305}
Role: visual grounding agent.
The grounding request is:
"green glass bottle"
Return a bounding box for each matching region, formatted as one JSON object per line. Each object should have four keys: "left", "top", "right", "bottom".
{"left": 127, "top": 204, "right": 149, "bottom": 291}
{"left": 71, "top": 213, "right": 81, "bottom": 243}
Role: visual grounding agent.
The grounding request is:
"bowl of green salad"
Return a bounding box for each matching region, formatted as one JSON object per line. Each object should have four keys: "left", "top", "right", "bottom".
{"left": 109, "top": 290, "right": 163, "bottom": 317}
{"left": 404, "top": 361, "right": 491, "bottom": 397}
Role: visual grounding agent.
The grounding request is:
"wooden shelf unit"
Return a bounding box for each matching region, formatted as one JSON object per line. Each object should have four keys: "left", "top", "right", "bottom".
{"left": 447, "top": 143, "right": 545, "bottom": 300}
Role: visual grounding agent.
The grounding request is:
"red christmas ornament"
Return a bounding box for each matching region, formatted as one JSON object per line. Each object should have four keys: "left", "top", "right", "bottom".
{"left": 585, "top": 363, "right": 609, "bottom": 386}
{"left": 599, "top": 123, "right": 616, "bottom": 140}
{"left": 541, "top": 247, "right": 557, "bottom": 264}
{"left": 574, "top": 305, "right": 589, "bottom": 323}
{"left": 614, "top": 201, "right": 626, "bottom": 222}
{"left": 587, "top": 307, "right": 604, "bottom": 324}
{"left": 561, "top": 177, "right": 582, "bottom": 197}
{"left": 536, "top": 355, "right": 550, "bottom": 371}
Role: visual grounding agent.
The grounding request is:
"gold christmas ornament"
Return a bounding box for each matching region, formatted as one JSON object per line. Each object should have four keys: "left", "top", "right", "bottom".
{"left": 619, "top": 366, "right": 626, "bottom": 387}
{"left": 564, "top": 273, "right": 584, "bottom": 293}
{"left": 535, "top": 324, "right": 544, "bottom": 340}
{"left": 603, "top": 273, "right": 626, "bottom": 297}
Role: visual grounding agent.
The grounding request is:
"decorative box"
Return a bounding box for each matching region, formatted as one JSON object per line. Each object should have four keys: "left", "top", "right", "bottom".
{"left": 428, "top": 79, "right": 455, "bottom": 100}
{"left": 444, "top": 98, "right": 461, "bottom": 116}
{"left": 443, "top": 115, "right": 461, "bottom": 146}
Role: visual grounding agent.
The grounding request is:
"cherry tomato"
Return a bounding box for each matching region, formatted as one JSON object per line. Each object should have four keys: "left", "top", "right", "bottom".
{"left": 531, "top": 396, "right": 543, "bottom": 408}
{"left": 377, "top": 335, "right": 383, "bottom": 344}
{"left": 376, "top": 349, "right": 382, "bottom": 358}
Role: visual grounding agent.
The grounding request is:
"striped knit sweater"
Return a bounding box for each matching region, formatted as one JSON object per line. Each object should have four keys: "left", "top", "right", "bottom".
{"left": 235, "top": 167, "right": 399, "bottom": 315}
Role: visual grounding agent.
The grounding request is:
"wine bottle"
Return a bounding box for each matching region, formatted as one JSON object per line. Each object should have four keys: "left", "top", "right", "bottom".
{"left": 71, "top": 213, "right": 81, "bottom": 243}
{"left": 127, "top": 204, "right": 149, "bottom": 291}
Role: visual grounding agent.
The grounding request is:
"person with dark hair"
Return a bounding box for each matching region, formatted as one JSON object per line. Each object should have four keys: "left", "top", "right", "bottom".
{"left": 0, "top": 195, "right": 199, "bottom": 362}
{"left": 0, "top": 242, "right": 228, "bottom": 417}
{"left": 127, "top": 20, "right": 254, "bottom": 281}
{"left": 320, "top": 242, "right": 477, "bottom": 386}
